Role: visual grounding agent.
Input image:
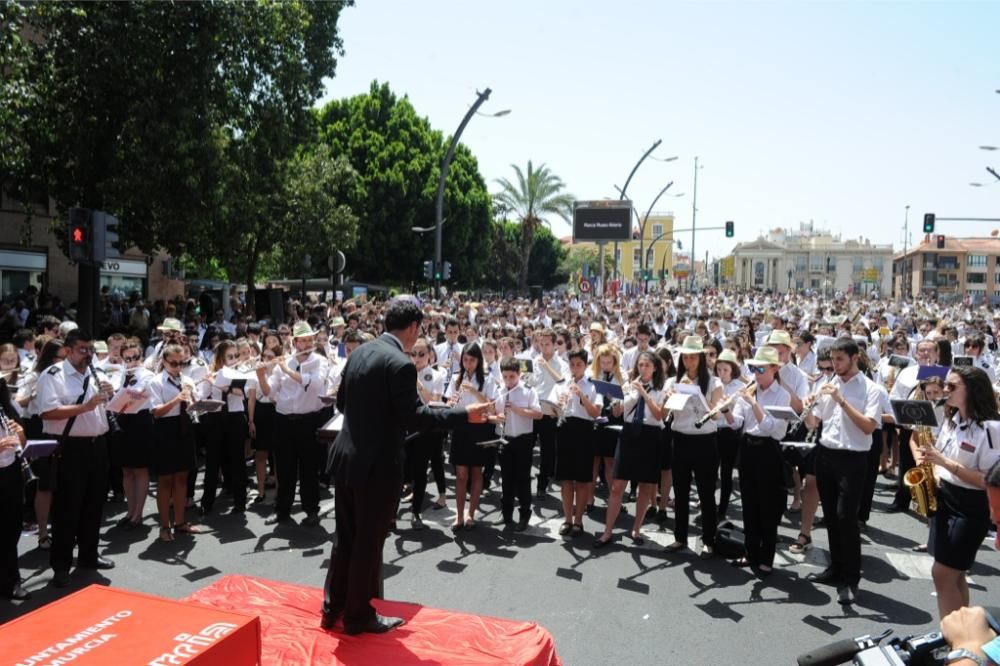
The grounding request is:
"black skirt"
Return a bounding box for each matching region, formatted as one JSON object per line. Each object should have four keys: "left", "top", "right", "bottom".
{"left": 116, "top": 411, "right": 153, "bottom": 469}
{"left": 594, "top": 414, "right": 623, "bottom": 458}
{"left": 614, "top": 424, "right": 662, "bottom": 484}
{"left": 449, "top": 422, "right": 497, "bottom": 468}
{"left": 555, "top": 417, "right": 596, "bottom": 482}
{"left": 252, "top": 401, "right": 276, "bottom": 451}
{"left": 929, "top": 480, "right": 990, "bottom": 571}
{"left": 151, "top": 415, "right": 197, "bottom": 477}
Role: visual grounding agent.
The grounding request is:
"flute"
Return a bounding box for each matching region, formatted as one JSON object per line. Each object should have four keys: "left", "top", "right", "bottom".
{"left": 89, "top": 361, "right": 121, "bottom": 434}
{"left": 695, "top": 381, "right": 756, "bottom": 428}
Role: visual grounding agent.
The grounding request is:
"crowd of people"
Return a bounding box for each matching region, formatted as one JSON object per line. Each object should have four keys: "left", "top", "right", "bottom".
{"left": 1, "top": 287, "right": 998, "bottom": 635}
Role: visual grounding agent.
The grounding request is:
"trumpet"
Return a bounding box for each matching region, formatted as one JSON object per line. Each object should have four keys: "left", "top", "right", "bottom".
{"left": 695, "top": 381, "right": 756, "bottom": 428}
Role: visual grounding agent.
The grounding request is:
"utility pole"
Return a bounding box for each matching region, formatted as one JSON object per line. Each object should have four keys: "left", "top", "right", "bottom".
{"left": 690, "top": 156, "right": 699, "bottom": 292}
{"left": 902, "top": 204, "right": 910, "bottom": 298}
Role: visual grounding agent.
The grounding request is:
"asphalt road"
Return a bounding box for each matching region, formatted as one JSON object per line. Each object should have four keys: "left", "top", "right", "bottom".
{"left": 4, "top": 467, "right": 998, "bottom": 666}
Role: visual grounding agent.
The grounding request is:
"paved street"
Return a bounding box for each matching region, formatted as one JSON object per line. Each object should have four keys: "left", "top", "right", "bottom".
{"left": 3, "top": 466, "right": 998, "bottom": 665}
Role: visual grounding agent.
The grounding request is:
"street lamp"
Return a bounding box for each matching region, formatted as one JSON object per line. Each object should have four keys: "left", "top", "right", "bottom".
{"left": 413, "top": 218, "right": 446, "bottom": 234}
{"left": 787, "top": 269, "right": 793, "bottom": 292}
{"left": 689, "top": 156, "right": 703, "bottom": 292}
{"left": 434, "top": 88, "right": 507, "bottom": 297}
{"left": 477, "top": 109, "right": 511, "bottom": 118}
{"left": 613, "top": 139, "right": 665, "bottom": 281}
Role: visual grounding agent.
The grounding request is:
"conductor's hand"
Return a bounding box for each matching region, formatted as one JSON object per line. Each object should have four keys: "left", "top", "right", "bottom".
{"left": 465, "top": 401, "right": 492, "bottom": 422}
{"left": 940, "top": 606, "right": 995, "bottom": 659}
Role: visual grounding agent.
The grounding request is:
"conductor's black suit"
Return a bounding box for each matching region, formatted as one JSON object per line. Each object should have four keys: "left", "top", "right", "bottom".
{"left": 324, "top": 333, "right": 466, "bottom": 630}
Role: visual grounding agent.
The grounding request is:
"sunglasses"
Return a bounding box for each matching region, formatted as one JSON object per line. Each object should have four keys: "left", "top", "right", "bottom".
{"left": 750, "top": 366, "right": 768, "bottom": 375}
{"left": 818, "top": 366, "right": 834, "bottom": 372}
{"left": 122, "top": 355, "right": 142, "bottom": 362}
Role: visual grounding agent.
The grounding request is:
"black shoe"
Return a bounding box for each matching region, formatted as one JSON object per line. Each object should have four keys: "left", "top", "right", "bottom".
{"left": 230, "top": 506, "right": 246, "bottom": 516}
{"left": 884, "top": 503, "right": 907, "bottom": 514}
{"left": 51, "top": 570, "right": 71, "bottom": 588}
{"left": 535, "top": 490, "right": 547, "bottom": 500}
{"left": 502, "top": 516, "right": 514, "bottom": 529}
{"left": 302, "top": 513, "right": 321, "bottom": 527}
{"left": 656, "top": 508, "right": 668, "bottom": 523}
{"left": 592, "top": 535, "right": 612, "bottom": 549}
{"left": 411, "top": 516, "right": 426, "bottom": 531}
{"left": 320, "top": 610, "right": 342, "bottom": 630}
{"left": 514, "top": 518, "right": 529, "bottom": 532}
{"left": 4, "top": 585, "right": 30, "bottom": 600}
{"left": 344, "top": 614, "right": 404, "bottom": 635}
{"left": 78, "top": 556, "right": 115, "bottom": 571}
{"left": 837, "top": 585, "right": 855, "bottom": 605}
{"left": 858, "top": 520, "right": 868, "bottom": 533}
{"left": 115, "top": 516, "right": 133, "bottom": 528}
{"left": 806, "top": 568, "right": 838, "bottom": 586}
{"left": 264, "top": 513, "right": 291, "bottom": 526}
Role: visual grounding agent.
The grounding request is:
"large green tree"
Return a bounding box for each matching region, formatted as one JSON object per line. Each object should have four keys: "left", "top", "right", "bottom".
{"left": 493, "top": 161, "right": 574, "bottom": 290}
{"left": 316, "top": 81, "right": 493, "bottom": 287}
{"left": 0, "top": 1, "right": 354, "bottom": 288}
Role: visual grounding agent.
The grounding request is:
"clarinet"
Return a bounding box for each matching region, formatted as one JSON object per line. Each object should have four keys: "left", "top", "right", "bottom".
{"left": 0, "top": 404, "right": 35, "bottom": 485}
{"left": 88, "top": 361, "right": 122, "bottom": 434}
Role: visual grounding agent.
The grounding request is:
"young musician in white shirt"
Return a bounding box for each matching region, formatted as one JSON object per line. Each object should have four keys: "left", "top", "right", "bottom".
{"left": 492, "top": 358, "right": 542, "bottom": 532}
{"left": 406, "top": 338, "right": 448, "bottom": 530}
{"left": 554, "top": 349, "right": 601, "bottom": 537}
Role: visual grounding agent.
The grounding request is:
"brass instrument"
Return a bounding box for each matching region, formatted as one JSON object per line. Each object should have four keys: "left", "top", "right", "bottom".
{"left": 902, "top": 386, "right": 939, "bottom": 518}
{"left": 884, "top": 365, "right": 899, "bottom": 395}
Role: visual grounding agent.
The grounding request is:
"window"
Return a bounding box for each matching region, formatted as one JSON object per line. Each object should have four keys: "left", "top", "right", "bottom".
{"left": 615, "top": 248, "right": 622, "bottom": 262}
{"left": 810, "top": 279, "right": 820, "bottom": 289}
{"left": 872, "top": 257, "right": 884, "bottom": 270}
{"left": 853, "top": 257, "right": 864, "bottom": 272}
{"left": 994, "top": 272, "right": 1000, "bottom": 284}
{"left": 809, "top": 255, "right": 824, "bottom": 271}
{"left": 795, "top": 256, "right": 807, "bottom": 272}
{"left": 632, "top": 247, "right": 641, "bottom": 264}
{"left": 938, "top": 256, "right": 959, "bottom": 269}
{"left": 795, "top": 280, "right": 804, "bottom": 289}
{"left": 969, "top": 255, "right": 987, "bottom": 267}
{"left": 646, "top": 248, "right": 655, "bottom": 266}
{"left": 652, "top": 224, "right": 663, "bottom": 239}
{"left": 923, "top": 254, "right": 937, "bottom": 268}
{"left": 967, "top": 273, "right": 986, "bottom": 284}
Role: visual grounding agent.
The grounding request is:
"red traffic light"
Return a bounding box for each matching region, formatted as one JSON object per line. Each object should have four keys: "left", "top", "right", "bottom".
{"left": 71, "top": 226, "right": 86, "bottom": 245}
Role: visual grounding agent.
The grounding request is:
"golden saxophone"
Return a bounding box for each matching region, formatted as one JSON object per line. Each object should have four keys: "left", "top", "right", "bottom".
{"left": 902, "top": 386, "right": 940, "bottom": 518}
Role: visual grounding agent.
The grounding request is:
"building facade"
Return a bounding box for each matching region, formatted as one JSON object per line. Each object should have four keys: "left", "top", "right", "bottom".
{"left": 893, "top": 235, "right": 1000, "bottom": 304}
{"left": 604, "top": 213, "right": 677, "bottom": 282}
{"left": 727, "top": 222, "right": 894, "bottom": 295}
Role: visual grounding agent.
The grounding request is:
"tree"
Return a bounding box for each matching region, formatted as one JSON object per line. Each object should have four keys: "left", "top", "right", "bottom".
{"left": 0, "top": 1, "right": 353, "bottom": 285}
{"left": 559, "top": 244, "right": 612, "bottom": 282}
{"left": 526, "top": 226, "right": 568, "bottom": 289}
{"left": 493, "top": 161, "right": 574, "bottom": 290}
{"left": 316, "top": 82, "right": 493, "bottom": 287}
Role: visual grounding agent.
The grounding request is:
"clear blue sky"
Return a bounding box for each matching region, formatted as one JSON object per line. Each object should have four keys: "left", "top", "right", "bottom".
{"left": 319, "top": 1, "right": 1000, "bottom": 261}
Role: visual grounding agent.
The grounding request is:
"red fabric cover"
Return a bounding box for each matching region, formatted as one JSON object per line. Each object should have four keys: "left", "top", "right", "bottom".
{"left": 184, "top": 575, "right": 562, "bottom": 666}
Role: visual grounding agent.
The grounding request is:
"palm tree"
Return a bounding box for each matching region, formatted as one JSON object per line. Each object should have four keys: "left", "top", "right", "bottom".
{"left": 493, "top": 161, "right": 574, "bottom": 290}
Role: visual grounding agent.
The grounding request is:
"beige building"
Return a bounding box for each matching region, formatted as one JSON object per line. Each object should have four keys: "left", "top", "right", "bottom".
{"left": 0, "top": 190, "right": 183, "bottom": 304}
{"left": 893, "top": 235, "right": 1000, "bottom": 305}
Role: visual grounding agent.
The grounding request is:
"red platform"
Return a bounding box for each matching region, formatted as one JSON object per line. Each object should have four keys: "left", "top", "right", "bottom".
{"left": 0, "top": 585, "right": 260, "bottom": 665}
{"left": 184, "top": 575, "right": 562, "bottom": 666}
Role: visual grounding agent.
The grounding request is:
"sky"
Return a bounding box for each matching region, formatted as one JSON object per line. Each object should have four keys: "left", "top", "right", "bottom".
{"left": 318, "top": 1, "right": 1000, "bottom": 263}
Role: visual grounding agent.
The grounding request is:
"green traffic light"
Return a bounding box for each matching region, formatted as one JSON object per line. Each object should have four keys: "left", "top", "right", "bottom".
{"left": 434, "top": 273, "right": 441, "bottom": 280}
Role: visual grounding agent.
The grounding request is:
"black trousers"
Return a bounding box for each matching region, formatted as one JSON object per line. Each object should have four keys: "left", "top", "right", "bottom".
{"left": 201, "top": 412, "right": 249, "bottom": 512}
{"left": 200, "top": 413, "right": 225, "bottom": 511}
{"left": 499, "top": 434, "right": 534, "bottom": 521}
{"left": 406, "top": 431, "right": 445, "bottom": 517}
{"left": 893, "top": 429, "right": 915, "bottom": 507}
{"left": 738, "top": 436, "right": 786, "bottom": 568}
{"left": 858, "top": 429, "right": 883, "bottom": 522}
{"left": 106, "top": 429, "right": 123, "bottom": 497}
{"left": 51, "top": 435, "right": 108, "bottom": 573}
{"left": 534, "top": 415, "right": 557, "bottom": 491}
{"left": 672, "top": 432, "right": 719, "bottom": 546}
{"left": 324, "top": 471, "right": 400, "bottom": 628}
{"left": 717, "top": 427, "right": 740, "bottom": 521}
{"left": 0, "top": 462, "right": 23, "bottom": 594}
{"left": 815, "top": 446, "right": 869, "bottom": 587}
{"left": 274, "top": 412, "right": 321, "bottom": 516}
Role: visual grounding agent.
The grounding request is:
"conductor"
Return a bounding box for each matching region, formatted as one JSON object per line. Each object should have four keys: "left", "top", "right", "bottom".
{"left": 323, "top": 297, "right": 490, "bottom": 635}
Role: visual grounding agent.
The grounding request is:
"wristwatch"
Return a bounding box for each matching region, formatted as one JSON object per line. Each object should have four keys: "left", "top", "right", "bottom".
{"left": 945, "top": 648, "right": 986, "bottom": 665}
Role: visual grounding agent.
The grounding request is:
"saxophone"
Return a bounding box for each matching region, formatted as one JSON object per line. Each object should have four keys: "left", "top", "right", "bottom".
{"left": 884, "top": 365, "right": 898, "bottom": 395}
{"left": 902, "top": 386, "right": 939, "bottom": 517}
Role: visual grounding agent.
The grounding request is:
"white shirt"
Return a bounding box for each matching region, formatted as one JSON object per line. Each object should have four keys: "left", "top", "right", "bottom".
{"left": 211, "top": 366, "right": 257, "bottom": 413}
{"left": 15, "top": 370, "right": 41, "bottom": 418}
{"left": 815, "top": 372, "right": 881, "bottom": 452}
{"left": 495, "top": 382, "right": 540, "bottom": 437}
{"left": 734, "top": 381, "right": 791, "bottom": 441}
{"left": 109, "top": 367, "right": 154, "bottom": 414}
{"left": 528, "top": 353, "right": 567, "bottom": 406}
{"left": 889, "top": 363, "right": 922, "bottom": 401}
{"left": 416, "top": 366, "right": 447, "bottom": 405}
{"left": 560, "top": 375, "right": 598, "bottom": 421}
{"left": 434, "top": 340, "right": 463, "bottom": 376}
{"left": 622, "top": 383, "right": 666, "bottom": 429}
{"left": 778, "top": 363, "right": 810, "bottom": 401}
{"left": 797, "top": 350, "right": 817, "bottom": 377}
{"left": 667, "top": 375, "right": 723, "bottom": 435}
{"left": 621, "top": 345, "right": 651, "bottom": 374}
{"left": 147, "top": 371, "right": 195, "bottom": 418}
{"left": 36, "top": 361, "right": 110, "bottom": 437}
{"left": 718, "top": 378, "right": 746, "bottom": 430}
{"left": 267, "top": 352, "right": 329, "bottom": 415}
{"left": 934, "top": 417, "right": 1000, "bottom": 490}
{"left": 443, "top": 372, "right": 498, "bottom": 408}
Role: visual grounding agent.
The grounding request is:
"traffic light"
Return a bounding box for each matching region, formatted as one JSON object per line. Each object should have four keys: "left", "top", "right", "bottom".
{"left": 422, "top": 260, "right": 433, "bottom": 280}
{"left": 67, "top": 208, "right": 94, "bottom": 263}
{"left": 442, "top": 261, "right": 452, "bottom": 281}
{"left": 91, "top": 212, "right": 122, "bottom": 262}
{"left": 936, "top": 234, "right": 945, "bottom": 249}
{"left": 923, "top": 213, "right": 935, "bottom": 233}
{"left": 725, "top": 221, "right": 734, "bottom": 238}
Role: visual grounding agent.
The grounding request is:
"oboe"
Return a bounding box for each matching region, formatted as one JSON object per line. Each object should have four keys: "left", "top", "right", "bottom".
{"left": 0, "top": 404, "right": 35, "bottom": 485}
{"left": 88, "top": 361, "right": 122, "bottom": 434}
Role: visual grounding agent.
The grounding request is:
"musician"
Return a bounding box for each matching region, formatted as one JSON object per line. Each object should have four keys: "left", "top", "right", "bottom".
{"left": 493, "top": 357, "right": 542, "bottom": 531}
{"left": 652, "top": 346, "right": 678, "bottom": 523}
{"left": 803, "top": 338, "right": 881, "bottom": 605}
{"left": 434, "top": 318, "right": 463, "bottom": 376}
{"left": 444, "top": 342, "right": 498, "bottom": 531}
{"left": 555, "top": 349, "right": 601, "bottom": 536}
{"left": 144, "top": 317, "right": 184, "bottom": 367}
{"left": 915, "top": 366, "right": 1000, "bottom": 618}
{"left": 764, "top": 330, "right": 808, "bottom": 414}
{"left": 180, "top": 339, "right": 210, "bottom": 509}
{"left": 110, "top": 341, "right": 154, "bottom": 529}
{"left": 248, "top": 346, "right": 277, "bottom": 504}
{"left": 529, "top": 329, "right": 567, "bottom": 498}
{"left": 590, "top": 344, "right": 625, "bottom": 509}
{"left": 886, "top": 338, "right": 940, "bottom": 512}
{"left": 406, "top": 337, "right": 448, "bottom": 530}
{"left": 202, "top": 340, "right": 254, "bottom": 516}
{"left": 663, "top": 336, "right": 723, "bottom": 557}
{"left": 789, "top": 350, "right": 833, "bottom": 555}
{"left": 148, "top": 345, "right": 201, "bottom": 543}
{"left": 593, "top": 350, "right": 666, "bottom": 548}
{"left": 714, "top": 349, "right": 744, "bottom": 522}
{"left": 963, "top": 335, "right": 996, "bottom": 384}
{"left": 725, "top": 347, "right": 790, "bottom": 575}
{"left": 324, "top": 297, "right": 488, "bottom": 635}
{"left": 0, "top": 376, "right": 28, "bottom": 599}
{"left": 36, "top": 329, "right": 115, "bottom": 587}
{"left": 794, "top": 331, "right": 817, "bottom": 376}
{"left": 621, "top": 324, "right": 653, "bottom": 374}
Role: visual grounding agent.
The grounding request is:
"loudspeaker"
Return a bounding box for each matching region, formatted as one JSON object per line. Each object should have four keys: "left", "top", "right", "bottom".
{"left": 254, "top": 289, "right": 285, "bottom": 324}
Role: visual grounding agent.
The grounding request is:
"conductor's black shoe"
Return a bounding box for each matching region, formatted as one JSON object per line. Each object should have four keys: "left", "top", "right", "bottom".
{"left": 320, "top": 610, "right": 342, "bottom": 630}
{"left": 514, "top": 518, "right": 529, "bottom": 532}
{"left": 806, "top": 568, "right": 838, "bottom": 586}
{"left": 51, "top": 570, "right": 71, "bottom": 588}
{"left": 344, "top": 614, "right": 404, "bottom": 635}
{"left": 4, "top": 585, "right": 30, "bottom": 600}
{"left": 78, "top": 556, "right": 115, "bottom": 570}
{"left": 302, "top": 513, "right": 321, "bottom": 527}
{"left": 264, "top": 513, "right": 291, "bottom": 526}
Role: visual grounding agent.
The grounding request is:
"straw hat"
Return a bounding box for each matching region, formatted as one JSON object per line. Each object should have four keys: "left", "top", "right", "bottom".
{"left": 745, "top": 347, "right": 784, "bottom": 367}
{"left": 94, "top": 341, "right": 108, "bottom": 354}
{"left": 291, "top": 321, "right": 316, "bottom": 339}
{"left": 717, "top": 349, "right": 740, "bottom": 366}
{"left": 677, "top": 336, "right": 705, "bottom": 355}
{"left": 157, "top": 317, "right": 183, "bottom": 333}
{"left": 329, "top": 316, "right": 346, "bottom": 328}
{"left": 589, "top": 322, "right": 605, "bottom": 333}
{"left": 765, "top": 330, "right": 793, "bottom": 348}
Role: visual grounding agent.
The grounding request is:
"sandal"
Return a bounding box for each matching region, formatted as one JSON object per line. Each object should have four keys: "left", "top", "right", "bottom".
{"left": 37, "top": 535, "right": 52, "bottom": 550}
{"left": 173, "top": 522, "right": 201, "bottom": 535}
{"left": 570, "top": 523, "right": 584, "bottom": 537}
{"left": 789, "top": 533, "right": 812, "bottom": 554}
{"left": 159, "top": 527, "right": 174, "bottom": 542}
